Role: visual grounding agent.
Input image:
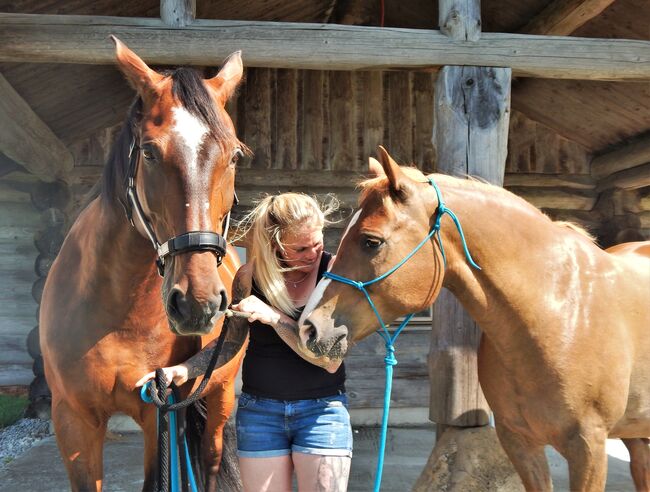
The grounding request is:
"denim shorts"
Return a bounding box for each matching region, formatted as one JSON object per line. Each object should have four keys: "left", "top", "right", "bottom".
{"left": 235, "top": 392, "right": 353, "bottom": 458}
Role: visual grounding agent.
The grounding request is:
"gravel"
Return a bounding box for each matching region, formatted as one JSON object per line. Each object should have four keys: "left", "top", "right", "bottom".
{"left": 0, "top": 418, "right": 52, "bottom": 471}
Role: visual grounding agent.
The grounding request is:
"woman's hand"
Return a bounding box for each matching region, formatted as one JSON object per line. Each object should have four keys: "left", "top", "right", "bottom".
{"left": 232, "top": 295, "right": 282, "bottom": 327}
{"left": 135, "top": 364, "right": 189, "bottom": 388}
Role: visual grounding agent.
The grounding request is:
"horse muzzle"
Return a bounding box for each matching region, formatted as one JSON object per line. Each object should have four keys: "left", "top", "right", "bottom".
{"left": 166, "top": 286, "right": 228, "bottom": 335}
{"left": 299, "top": 317, "right": 349, "bottom": 361}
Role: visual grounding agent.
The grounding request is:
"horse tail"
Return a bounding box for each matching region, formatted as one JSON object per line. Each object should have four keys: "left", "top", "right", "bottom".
{"left": 185, "top": 399, "right": 242, "bottom": 491}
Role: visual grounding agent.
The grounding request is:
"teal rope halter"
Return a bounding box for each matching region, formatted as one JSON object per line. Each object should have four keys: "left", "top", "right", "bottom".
{"left": 322, "top": 177, "right": 480, "bottom": 492}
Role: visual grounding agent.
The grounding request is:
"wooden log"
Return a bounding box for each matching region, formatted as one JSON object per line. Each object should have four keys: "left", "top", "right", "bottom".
{"left": 30, "top": 180, "right": 72, "bottom": 212}
{"left": 28, "top": 375, "right": 50, "bottom": 400}
{"left": 439, "top": 0, "right": 481, "bottom": 41}
{"left": 32, "top": 355, "right": 44, "bottom": 377}
{"left": 35, "top": 254, "right": 55, "bottom": 278}
{"left": 387, "top": 72, "right": 413, "bottom": 164}
{"left": 509, "top": 186, "right": 596, "bottom": 210}
{"left": 33, "top": 227, "right": 65, "bottom": 256}
{"left": 301, "top": 71, "right": 324, "bottom": 170}
{"left": 413, "top": 72, "right": 436, "bottom": 172}
{"left": 0, "top": 73, "right": 74, "bottom": 182}
{"left": 521, "top": 0, "right": 615, "bottom": 36}
{"left": 31, "top": 277, "right": 46, "bottom": 304}
{"left": 274, "top": 69, "right": 298, "bottom": 170}
{"left": 360, "top": 72, "right": 384, "bottom": 165}
{"left": 26, "top": 325, "right": 40, "bottom": 359}
{"left": 235, "top": 168, "right": 361, "bottom": 188}
{"left": 429, "top": 64, "right": 511, "bottom": 427}
{"left": 160, "top": 0, "right": 195, "bottom": 28}
{"left": 39, "top": 207, "right": 66, "bottom": 229}
{"left": 591, "top": 134, "right": 650, "bottom": 179}
{"left": 243, "top": 68, "right": 272, "bottom": 169}
{"left": 596, "top": 162, "right": 650, "bottom": 192}
{"left": 1, "top": 14, "right": 650, "bottom": 81}
{"left": 328, "top": 71, "right": 356, "bottom": 171}
{"left": 504, "top": 173, "right": 595, "bottom": 190}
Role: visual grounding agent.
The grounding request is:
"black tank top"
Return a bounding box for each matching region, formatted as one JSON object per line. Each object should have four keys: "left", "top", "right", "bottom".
{"left": 241, "top": 251, "right": 346, "bottom": 400}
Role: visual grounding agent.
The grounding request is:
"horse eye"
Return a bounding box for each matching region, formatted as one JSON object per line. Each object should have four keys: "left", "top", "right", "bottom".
{"left": 364, "top": 237, "right": 383, "bottom": 249}
{"left": 231, "top": 148, "right": 244, "bottom": 164}
{"left": 141, "top": 146, "right": 156, "bottom": 162}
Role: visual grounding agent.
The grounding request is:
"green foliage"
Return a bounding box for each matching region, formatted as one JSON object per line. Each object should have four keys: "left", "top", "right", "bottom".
{"left": 0, "top": 395, "right": 28, "bottom": 428}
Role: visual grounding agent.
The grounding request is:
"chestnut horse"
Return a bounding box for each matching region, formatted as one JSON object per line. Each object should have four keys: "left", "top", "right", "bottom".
{"left": 297, "top": 147, "right": 650, "bottom": 491}
{"left": 40, "top": 38, "right": 247, "bottom": 491}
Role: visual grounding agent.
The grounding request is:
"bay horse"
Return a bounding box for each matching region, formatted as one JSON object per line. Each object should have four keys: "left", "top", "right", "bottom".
{"left": 296, "top": 147, "right": 650, "bottom": 491}
{"left": 40, "top": 37, "right": 247, "bottom": 491}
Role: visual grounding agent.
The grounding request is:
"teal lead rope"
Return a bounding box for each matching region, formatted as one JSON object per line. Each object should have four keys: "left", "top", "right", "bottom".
{"left": 323, "top": 177, "right": 480, "bottom": 492}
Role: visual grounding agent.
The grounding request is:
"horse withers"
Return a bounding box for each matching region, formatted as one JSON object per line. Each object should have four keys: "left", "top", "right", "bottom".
{"left": 296, "top": 147, "right": 650, "bottom": 491}
{"left": 40, "top": 38, "right": 248, "bottom": 491}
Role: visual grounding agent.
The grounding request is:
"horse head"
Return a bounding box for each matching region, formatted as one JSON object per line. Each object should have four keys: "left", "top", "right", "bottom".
{"left": 112, "top": 37, "right": 244, "bottom": 335}
{"left": 297, "top": 147, "right": 446, "bottom": 363}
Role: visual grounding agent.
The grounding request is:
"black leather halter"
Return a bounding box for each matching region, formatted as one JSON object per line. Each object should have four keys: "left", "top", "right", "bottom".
{"left": 123, "top": 138, "right": 236, "bottom": 276}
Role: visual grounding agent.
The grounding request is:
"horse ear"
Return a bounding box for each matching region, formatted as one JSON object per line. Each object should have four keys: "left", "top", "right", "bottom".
{"left": 377, "top": 146, "right": 408, "bottom": 199}
{"left": 369, "top": 157, "right": 385, "bottom": 177}
{"left": 206, "top": 51, "right": 244, "bottom": 104}
{"left": 111, "top": 36, "right": 163, "bottom": 98}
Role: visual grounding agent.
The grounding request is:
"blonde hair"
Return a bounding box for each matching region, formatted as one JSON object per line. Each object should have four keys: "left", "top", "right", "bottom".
{"left": 236, "top": 193, "right": 338, "bottom": 316}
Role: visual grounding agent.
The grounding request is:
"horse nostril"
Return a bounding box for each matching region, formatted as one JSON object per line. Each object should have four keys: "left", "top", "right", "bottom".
{"left": 217, "top": 289, "right": 228, "bottom": 313}
{"left": 168, "top": 288, "right": 191, "bottom": 322}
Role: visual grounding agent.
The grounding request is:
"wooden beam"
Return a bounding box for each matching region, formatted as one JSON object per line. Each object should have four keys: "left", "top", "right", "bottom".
{"left": 439, "top": 0, "right": 481, "bottom": 41}
{"left": 504, "top": 173, "right": 595, "bottom": 190}
{"left": 521, "top": 0, "right": 615, "bottom": 36}
{"left": 0, "top": 73, "right": 73, "bottom": 182}
{"left": 510, "top": 186, "right": 596, "bottom": 210}
{"left": 1, "top": 14, "right": 649, "bottom": 81}
{"left": 596, "top": 163, "right": 650, "bottom": 192}
{"left": 160, "top": 0, "right": 195, "bottom": 28}
{"left": 591, "top": 134, "right": 650, "bottom": 179}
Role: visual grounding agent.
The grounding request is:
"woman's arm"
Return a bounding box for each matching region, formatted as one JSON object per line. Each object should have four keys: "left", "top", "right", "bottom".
{"left": 232, "top": 295, "right": 342, "bottom": 374}
{"left": 135, "top": 265, "right": 252, "bottom": 387}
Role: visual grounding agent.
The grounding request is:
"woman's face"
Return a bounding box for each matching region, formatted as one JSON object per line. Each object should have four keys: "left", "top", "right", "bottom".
{"left": 280, "top": 220, "right": 324, "bottom": 272}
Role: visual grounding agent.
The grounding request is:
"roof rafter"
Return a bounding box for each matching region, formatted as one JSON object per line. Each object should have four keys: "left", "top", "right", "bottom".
{"left": 0, "top": 73, "right": 74, "bottom": 182}
{"left": 521, "top": 0, "right": 616, "bottom": 36}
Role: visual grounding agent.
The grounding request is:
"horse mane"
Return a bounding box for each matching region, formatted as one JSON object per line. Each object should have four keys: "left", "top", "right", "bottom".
{"left": 89, "top": 67, "right": 243, "bottom": 210}
{"left": 358, "top": 168, "right": 597, "bottom": 243}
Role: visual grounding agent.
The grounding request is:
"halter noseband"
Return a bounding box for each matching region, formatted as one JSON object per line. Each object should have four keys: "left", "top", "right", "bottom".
{"left": 123, "top": 138, "right": 235, "bottom": 277}
{"left": 323, "top": 177, "right": 481, "bottom": 341}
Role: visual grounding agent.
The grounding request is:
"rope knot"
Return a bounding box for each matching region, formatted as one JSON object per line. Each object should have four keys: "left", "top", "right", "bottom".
{"left": 353, "top": 280, "right": 365, "bottom": 290}
{"left": 384, "top": 344, "right": 397, "bottom": 366}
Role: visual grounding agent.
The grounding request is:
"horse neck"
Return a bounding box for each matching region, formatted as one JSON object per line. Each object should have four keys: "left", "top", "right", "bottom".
{"left": 82, "top": 196, "right": 160, "bottom": 294}
{"left": 434, "top": 177, "right": 566, "bottom": 334}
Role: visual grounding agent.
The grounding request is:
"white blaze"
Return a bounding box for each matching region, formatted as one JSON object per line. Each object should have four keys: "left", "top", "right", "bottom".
{"left": 171, "top": 106, "right": 208, "bottom": 172}
{"left": 299, "top": 278, "right": 332, "bottom": 326}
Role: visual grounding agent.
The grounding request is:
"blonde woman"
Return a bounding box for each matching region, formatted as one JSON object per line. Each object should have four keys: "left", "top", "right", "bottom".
{"left": 137, "top": 193, "right": 351, "bottom": 492}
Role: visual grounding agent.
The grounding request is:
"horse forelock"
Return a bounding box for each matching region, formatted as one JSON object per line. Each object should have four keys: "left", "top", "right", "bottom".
{"left": 170, "top": 68, "right": 243, "bottom": 152}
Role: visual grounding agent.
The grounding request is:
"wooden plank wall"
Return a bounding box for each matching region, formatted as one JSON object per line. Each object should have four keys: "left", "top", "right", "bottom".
{"left": 0, "top": 171, "right": 39, "bottom": 387}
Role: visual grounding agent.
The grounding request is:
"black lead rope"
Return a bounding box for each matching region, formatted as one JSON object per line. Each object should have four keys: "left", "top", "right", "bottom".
{"left": 145, "top": 320, "right": 231, "bottom": 492}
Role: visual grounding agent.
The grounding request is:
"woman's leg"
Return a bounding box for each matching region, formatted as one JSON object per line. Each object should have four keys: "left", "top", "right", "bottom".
{"left": 239, "top": 456, "right": 293, "bottom": 492}
{"left": 293, "top": 453, "right": 351, "bottom": 492}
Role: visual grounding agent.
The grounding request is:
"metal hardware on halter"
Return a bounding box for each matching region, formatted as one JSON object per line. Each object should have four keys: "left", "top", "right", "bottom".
{"left": 124, "top": 136, "right": 236, "bottom": 277}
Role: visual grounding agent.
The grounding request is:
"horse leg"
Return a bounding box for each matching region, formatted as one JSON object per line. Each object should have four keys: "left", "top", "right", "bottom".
{"left": 51, "top": 397, "right": 107, "bottom": 492}
{"left": 623, "top": 438, "right": 650, "bottom": 491}
{"left": 494, "top": 422, "right": 552, "bottom": 491}
{"left": 203, "top": 381, "right": 237, "bottom": 492}
{"left": 137, "top": 406, "right": 159, "bottom": 492}
{"left": 558, "top": 428, "right": 608, "bottom": 492}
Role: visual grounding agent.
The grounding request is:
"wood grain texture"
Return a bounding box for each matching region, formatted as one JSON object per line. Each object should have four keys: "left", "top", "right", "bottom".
{"left": 1, "top": 14, "right": 649, "bottom": 80}
{"left": 0, "top": 73, "right": 73, "bottom": 181}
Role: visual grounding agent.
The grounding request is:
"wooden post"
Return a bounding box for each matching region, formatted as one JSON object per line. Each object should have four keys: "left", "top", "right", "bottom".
{"left": 414, "top": 2, "right": 519, "bottom": 490}
{"left": 160, "top": 0, "right": 195, "bottom": 28}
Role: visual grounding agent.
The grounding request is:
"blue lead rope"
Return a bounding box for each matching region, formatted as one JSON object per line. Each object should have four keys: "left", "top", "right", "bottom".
{"left": 141, "top": 382, "right": 198, "bottom": 492}
{"left": 323, "top": 177, "right": 480, "bottom": 492}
